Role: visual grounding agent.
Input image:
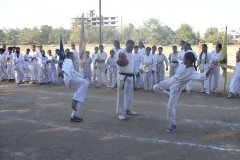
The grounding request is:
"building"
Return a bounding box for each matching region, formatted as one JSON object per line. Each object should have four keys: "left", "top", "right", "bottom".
{"left": 220, "top": 28, "right": 240, "bottom": 40}
{"left": 71, "top": 10, "right": 119, "bottom": 28}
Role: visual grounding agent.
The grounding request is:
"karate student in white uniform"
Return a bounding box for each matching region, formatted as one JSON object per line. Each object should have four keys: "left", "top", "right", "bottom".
{"left": 133, "top": 45, "right": 141, "bottom": 89}
{"left": 71, "top": 44, "right": 80, "bottom": 72}
{"left": 37, "top": 46, "right": 43, "bottom": 81}
{"left": 0, "top": 48, "right": 8, "bottom": 81}
{"left": 29, "top": 45, "right": 39, "bottom": 83}
{"left": 23, "top": 49, "right": 31, "bottom": 82}
{"left": 95, "top": 45, "right": 107, "bottom": 87}
{"left": 111, "top": 40, "right": 121, "bottom": 58}
{"left": 168, "top": 46, "right": 179, "bottom": 77}
{"left": 83, "top": 51, "right": 92, "bottom": 82}
{"left": 58, "top": 52, "right": 89, "bottom": 122}
{"left": 151, "top": 46, "right": 158, "bottom": 86}
{"left": 156, "top": 47, "right": 168, "bottom": 83}
{"left": 138, "top": 41, "right": 146, "bottom": 83}
{"left": 3, "top": 45, "right": 8, "bottom": 56}
{"left": 208, "top": 43, "right": 222, "bottom": 93}
{"left": 197, "top": 44, "right": 211, "bottom": 94}
{"left": 13, "top": 50, "right": 26, "bottom": 84}
{"left": 6, "top": 47, "right": 15, "bottom": 82}
{"left": 228, "top": 50, "right": 240, "bottom": 98}
{"left": 106, "top": 50, "right": 117, "bottom": 88}
{"left": 47, "top": 50, "right": 58, "bottom": 83}
{"left": 153, "top": 52, "right": 217, "bottom": 132}
{"left": 115, "top": 40, "right": 140, "bottom": 120}
{"left": 39, "top": 50, "right": 49, "bottom": 85}
{"left": 91, "top": 47, "right": 98, "bottom": 82}
{"left": 140, "top": 47, "right": 155, "bottom": 90}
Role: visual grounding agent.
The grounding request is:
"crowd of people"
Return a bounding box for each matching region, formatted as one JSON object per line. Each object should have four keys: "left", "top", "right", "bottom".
{"left": 0, "top": 40, "right": 240, "bottom": 131}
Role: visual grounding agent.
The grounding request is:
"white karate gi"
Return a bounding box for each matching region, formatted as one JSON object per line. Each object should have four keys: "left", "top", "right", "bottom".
{"left": 197, "top": 52, "right": 211, "bottom": 92}
{"left": 13, "top": 56, "right": 25, "bottom": 83}
{"left": 62, "top": 58, "right": 89, "bottom": 118}
{"left": 55, "top": 55, "right": 64, "bottom": 84}
{"left": 151, "top": 53, "right": 158, "bottom": 86}
{"left": 156, "top": 53, "right": 168, "bottom": 83}
{"left": 106, "top": 56, "right": 117, "bottom": 88}
{"left": 133, "top": 52, "right": 142, "bottom": 88}
{"left": 83, "top": 57, "right": 92, "bottom": 82}
{"left": 140, "top": 54, "right": 155, "bottom": 90}
{"left": 0, "top": 54, "right": 8, "bottom": 81}
{"left": 48, "top": 55, "right": 58, "bottom": 83}
{"left": 229, "top": 51, "right": 240, "bottom": 94}
{"left": 96, "top": 51, "right": 107, "bottom": 86}
{"left": 6, "top": 52, "right": 15, "bottom": 80}
{"left": 111, "top": 47, "right": 121, "bottom": 58}
{"left": 72, "top": 49, "right": 80, "bottom": 72}
{"left": 138, "top": 48, "right": 146, "bottom": 82}
{"left": 153, "top": 64, "right": 207, "bottom": 126}
{"left": 91, "top": 52, "right": 98, "bottom": 81}
{"left": 168, "top": 52, "right": 179, "bottom": 77}
{"left": 208, "top": 50, "right": 221, "bottom": 91}
{"left": 36, "top": 51, "right": 42, "bottom": 80}
{"left": 29, "top": 51, "right": 39, "bottom": 82}
{"left": 115, "top": 48, "right": 139, "bottom": 115}
{"left": 23, "top": 54, "right": 31, "bottom": 81}
{"left": 39, "top": 55, "right": 49, "bottom": 83}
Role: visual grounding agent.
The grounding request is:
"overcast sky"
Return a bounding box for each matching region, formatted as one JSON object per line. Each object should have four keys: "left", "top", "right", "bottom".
{"left": 0, "top": 0, "right": 239, "bottom": 34}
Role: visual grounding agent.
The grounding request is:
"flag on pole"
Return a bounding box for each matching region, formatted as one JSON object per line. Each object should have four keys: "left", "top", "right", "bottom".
{"left": 219, "top": 26, "right": 227, "bottom": 94}
{"left": 59, "top": 34, "right": 65, "bottom": 69}
{"left": 79, "top": 13, "right": 88, "bottom": 62}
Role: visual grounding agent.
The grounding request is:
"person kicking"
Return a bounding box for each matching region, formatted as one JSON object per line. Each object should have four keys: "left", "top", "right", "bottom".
{"left": 58, "top": 52, "right": 89, "bottom": 122}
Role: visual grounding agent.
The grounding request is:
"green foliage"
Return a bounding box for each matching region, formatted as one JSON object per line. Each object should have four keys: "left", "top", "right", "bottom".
{"left": 204, "top": 27, "right": 224, "bottom": 44}
{"left": 5, "top": 28, "right": 21, "bottom": 45}
{"left": 0, "top": 29, "right": 6, "bottom": 44}
{"left": 176, "top": 24, "right": 200, "bottom": 45}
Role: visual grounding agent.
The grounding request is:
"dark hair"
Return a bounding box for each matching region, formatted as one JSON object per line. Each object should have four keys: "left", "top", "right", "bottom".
{"left": 41, "top": 50, "right": 45, "bottom": 54}
{"left": 185, "top": 52, "right": 197, "bottom": 71}
{"left": 26, "top": 48, "right": 30, "bottom": 51}
{"left": 86, "top": 51, "right": 90, "bottom": 54}
{"left": 65, "top": 52, "right": 73, "bottom": 58}
{"left": 0, "top": 48, "right": 4, "bottom": 52}
{"left": 138, "top": 41, "right": 145, "bottom": 48}
{"left": 180, "top": 40, "right": 185, "bottom": 44}
{"left": 65, "top": 48, "right": 70, "bottom": 52}
{"left": 134, "top": 45, "right": 139, "bottom": 49}
{"left": 126, "top": 40, "right": 135, "bottom": 45}
{"left": 99, "top": 45, "right": 104, "bottom": 48}
{"left": 146, "top": 47, "right": 151, "bottom": 50}
{"left": 199, "top": 44, "right": 208, "bottom": 64}
{"left": 55, "top": 49, "right": 59, "bottom": 52}
{"left": 47, "top": 50, "right": 51, "bottom": 53}
{"left": 94, "top": 46, "right": 99, "bottom": 49}
{"left": 16, "top": 47, "right": 20, "bottom": 50}
{"left": 71, "top": 44, "right": 75, "bottom": 47}
{"left": 185, "top": 42, "right": 190, "bottom": 48}
{"left": 110, "top": 50, "right": 115, "bottom": 53}
{"left": 38, "top": 45, "right": 42, "bottom": 48}
{"left": 216, "top": 43, "right": 222, "bottom": 50}
{"left": 8, "top": 47, "right": 13, "bottom": 50}
{"left": 32, "top": 44, "right": 36, "bottom": 47}
{"left": 16, "top": 50, "right": 20, "bottom": 54}
{"left": 158, "top": 47, "right": 163, "bottom": 50}
{"left": 152, "top": 46, "right": 157, "bottom": 49}
{"left": 172, "top": 45, "right": 177, "bottom": 49}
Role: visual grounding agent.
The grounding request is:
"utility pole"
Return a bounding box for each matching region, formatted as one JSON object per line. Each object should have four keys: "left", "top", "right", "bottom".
{"left": 99, "top": 0, "right": 102, "bottom": 45}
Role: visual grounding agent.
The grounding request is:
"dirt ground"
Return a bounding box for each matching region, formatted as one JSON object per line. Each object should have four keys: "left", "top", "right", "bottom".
{"left": 0, "top": 70, "right": 240, "bottom": 160}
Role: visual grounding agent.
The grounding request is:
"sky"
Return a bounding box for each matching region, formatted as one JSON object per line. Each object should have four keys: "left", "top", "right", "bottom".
{"left": 0, "top": 0, "right": 240, "bottom": 34}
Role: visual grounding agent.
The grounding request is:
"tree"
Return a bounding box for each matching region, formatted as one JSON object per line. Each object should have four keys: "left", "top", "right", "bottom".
{"left": 122, "top": 23, "right": 134, "bottom": 42}
{"left": 48, "top": 27, "right": 70, "bottom": 44}
{"left": 5, "top": 28, "right": 21, "bottom": 45}
{"left": 0, "top": 29, "right": 6, "bottom": 44}
{"left": 176, "top": 24, "right": 199, "bottom": 45}
{"left": 19, "top": 27, "right": 42, "bottom": 45}
{"left": 40, "top": 25, "right": 53, "bottom": 44}
{"left": 204, "top": 27, "right": 223, "bottom": 44}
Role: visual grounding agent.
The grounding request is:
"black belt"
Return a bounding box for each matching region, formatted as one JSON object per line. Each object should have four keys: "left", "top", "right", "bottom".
{"left": 119, "top": 73, "right": 135, "bottom": 90}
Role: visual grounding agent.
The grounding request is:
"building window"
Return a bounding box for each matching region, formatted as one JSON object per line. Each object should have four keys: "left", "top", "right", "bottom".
{"left": 104, "top": 17, "right": 108, "bottom": 20}
{"left": 111, "top": 22, "right": 115, "bottom": 24}
{"left": 92, "top": 22, "right": 96, "bottom": 25}
{"left": 104, "top": 22, "right": 108, "bottom": 24}
{"left": 92, "top": 18, "right": 96, "bottom": 21}
{"left": 88, "top": 20, "right": 91, "bottom": 22}
{"left": 111, "top": 17, "right": 115, "bottom": 20}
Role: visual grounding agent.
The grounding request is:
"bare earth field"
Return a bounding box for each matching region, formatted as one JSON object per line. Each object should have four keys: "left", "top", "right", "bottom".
{"left": 0, "top": 45, "right": 240, "bottom": 160}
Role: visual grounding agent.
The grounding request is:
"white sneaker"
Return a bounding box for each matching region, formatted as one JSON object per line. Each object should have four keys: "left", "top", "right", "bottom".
{"left": 198, "top": 89, "right": 205, "bottom": 93}
{"left": 206, "top": 92, "right": 210, "bottom": 94}
{"left": 118, "top": 114, "right": 125, "bottom": 120}
{"left": 126, "top": 110, "right": 138, "bottom": 115}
